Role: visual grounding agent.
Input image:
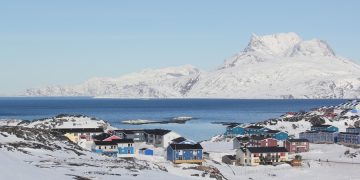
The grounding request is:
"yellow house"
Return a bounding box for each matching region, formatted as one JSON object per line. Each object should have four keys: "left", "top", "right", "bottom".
{"left": 236, "top": 147, "right": 288, "bottom": 166}
{"left": 53, "top": 128, "right": 104, "bottom": 143}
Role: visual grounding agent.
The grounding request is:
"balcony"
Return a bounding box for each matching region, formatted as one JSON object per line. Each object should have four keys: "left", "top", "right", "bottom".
{"left": 174, "top": 159, "right": 205, "bottom": 164}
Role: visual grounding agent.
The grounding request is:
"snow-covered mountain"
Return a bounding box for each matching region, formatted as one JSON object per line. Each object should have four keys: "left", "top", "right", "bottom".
{"left": 23, "top": 32, "right": 360, "bottom": 99}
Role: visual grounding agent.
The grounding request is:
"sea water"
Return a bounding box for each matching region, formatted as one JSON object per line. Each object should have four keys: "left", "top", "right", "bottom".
{"left": 0, "top": 97, "right": 345, "bottom": 141}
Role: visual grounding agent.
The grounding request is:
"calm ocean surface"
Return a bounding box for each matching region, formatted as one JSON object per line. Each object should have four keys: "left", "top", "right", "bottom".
{"left": 0, "top": 98, "right": 346, "bottom": 141}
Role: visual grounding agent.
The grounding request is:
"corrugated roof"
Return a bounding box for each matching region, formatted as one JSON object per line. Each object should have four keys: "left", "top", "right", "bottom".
{"left": 169, "top": 143, "right": 203, "bottom": 150}
{"left": 287, "top": 139, "right": 309, "bottom": 142}
{"left": 247, "top": 147, "right": 288, "bottom": 153}
{"left": 52, "top": 128, "right": 104, "bottom": 133}
{"left": 112, "top": 139, "right": 134, "bottom": 144}
{"left": 94, "top": 141, "right": 117, "bottom": 146}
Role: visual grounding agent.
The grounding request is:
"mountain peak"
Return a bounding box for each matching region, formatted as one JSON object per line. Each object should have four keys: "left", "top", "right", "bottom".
{"left": 244, "top": 32, "right": 302, "bottom": 55}
{"left": 289, "top": 39, "right": 336, "bottom": 57}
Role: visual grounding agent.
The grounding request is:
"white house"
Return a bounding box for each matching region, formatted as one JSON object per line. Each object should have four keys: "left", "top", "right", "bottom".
{"left": 145, "top": 129, "right": 181, "bottom": 148}
{"left": 236, "top": 147, "right": 288, "bottom": 166}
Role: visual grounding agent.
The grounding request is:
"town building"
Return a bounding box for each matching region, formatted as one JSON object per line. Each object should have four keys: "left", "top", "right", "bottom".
{"left": 53, "top": 128, "right": 104, "bottom": 143}
{"left": 284, "top": 139, "right": 309, "bottom": 153}
{"left": 145, "top": 129, "right": 181, "bottom": 148}
{"left": 263, "top": 130, "right": 289, "bottom": 141}
{"left": 235, "top": 147, "right": 288, "bottom": 166}
{"left": 245, "top": 126, "right": 270, "bottom": 136}
{"left": 346, "top": 127, "right": 360, "bottom": 134}
{"left": 338, "top": 132, "right": 360, "bottom": 145}
{"left": 222, "top": 155, "right": 236, "bottom": 165}
{"left": 310, "top": 125, "right": 339, "bottom": 132}
{"left": 233, "top": 136, "right": 250, "bottom": 149}
{"left": 112, "top": 129, "right": 147, "bottom": 142}
{"left": 139, "top": 148, "right": 154, "bottom": 156}
{"left": 299, "top": 131, "right": 338, "bottom": 143}
{"left": 91, "top": 141, "right": 118, "bottom": 157}
{"left": 112, "top": 139, "right": 135, "bottom": 157}
{"left": 166, "top": 143, "right": 204, "bottom": 164}
{"left": 224, "top": 124, "right": 245, "bottom": 137}
{"left": 248, "top": 136, "right": 278, "bottom": 147}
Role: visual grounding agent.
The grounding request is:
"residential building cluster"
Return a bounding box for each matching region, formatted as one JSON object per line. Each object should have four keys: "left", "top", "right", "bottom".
{"left": 52, "top": 127, "right": 204, "bottom": 164}
{"left": 223, "top": 124, "right": 309, "bottom": 166}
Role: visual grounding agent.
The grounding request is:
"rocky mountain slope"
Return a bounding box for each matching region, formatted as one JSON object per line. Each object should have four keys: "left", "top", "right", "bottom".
{"left": 23, "top": 32, "right": 360, "bottom": 99}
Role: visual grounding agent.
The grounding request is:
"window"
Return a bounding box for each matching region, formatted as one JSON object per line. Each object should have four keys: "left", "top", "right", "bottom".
{"left": 99, "top": 146, "right": 102, "bottom": 150}
{"left": 127, "top": 150, "right": 131, "bottom": 154}
{"left": 193, "top": 156, "right": 197, "bottom": 160}
{"left": 178, "top": 156, "right": 183, "bottom": 160}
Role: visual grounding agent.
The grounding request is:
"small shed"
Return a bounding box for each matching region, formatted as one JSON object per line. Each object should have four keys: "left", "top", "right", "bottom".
{"left": 139, "top": 148, "right": 154, "bottom": 156}
{"left": 222, "top": 155, "right": 236, "bottom": 165}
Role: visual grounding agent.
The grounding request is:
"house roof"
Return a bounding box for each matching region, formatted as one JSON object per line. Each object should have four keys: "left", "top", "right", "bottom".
{"left": 265, "top": 130, "right": 282, "bottom": 134}
{"left": 113, "top": 129, "right": 145, "bottom": 134}
{"left": 94, "top": 141, "right": 117, "bottom": 146}
{"left": 92, "top": 133, "right": 111, "bottom": 141}
{"left": 311, "top": 125, "right": 333, "bottom": 128}
{"left": 247, "top": 147, "right": 288, "bottom": 153}
{"left": 250, "top": 135, "right": 273, "bottom": 141}
{"left": 339, "top": 132, "right": 360, "bottom": 135}
{"left": 145, "top": 129, "right": 171, "bottom": 136}
{"left": 172, "top": 137, "right": 187, "bottom": 143}
{"left": 300, "top": 130, "right": 337, "bottom": 134}
{"left": 169, "top": 143, "right": 203, "bottom": 150}
{"left": 235, "top": 136, "right": 250, "bottom": 142}
{"left": 111, "top": 139, "right": 134, "bottom": 144}
{"left": 52, "top": 128, "right": 104, "bottom": 133}
{"left": 287, "top": 139, "right": 309, "bottom": 142}
{"left": 246, "top": 125, "right": 266, "bottom": 129}
{"left": 346, "top": 127, "right": 360, "bottom": 130}
{"left": 223, "top": 155, "right": 236, "bottom": 160}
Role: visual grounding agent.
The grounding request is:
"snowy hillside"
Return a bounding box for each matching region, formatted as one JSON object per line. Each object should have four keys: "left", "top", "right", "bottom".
{"left": 1, "top": 114, "right": 115, "bottom": 130}
{"left": 23, "top": 32, "right": 360, "bottom": 99}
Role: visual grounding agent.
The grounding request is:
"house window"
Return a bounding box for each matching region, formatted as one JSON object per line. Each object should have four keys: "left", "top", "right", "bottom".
{"left": 128, "top": 150, "right": 131, "bottom": 154}
{"left": 178, "top": 156, "right": 183, "bottom": 160}
{"left": 193, "top": 156, "right": 197, "bottom": 160}
{"left": 99, "top": 146, "right": 102, "bottom": 150}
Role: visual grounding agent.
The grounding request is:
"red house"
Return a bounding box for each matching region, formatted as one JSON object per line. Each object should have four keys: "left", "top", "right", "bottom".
{"left": 249, "top": 135, "right": 278, "bottom": 147}
{"left": 284, "top": 139, "right": 309, "bottom": 153}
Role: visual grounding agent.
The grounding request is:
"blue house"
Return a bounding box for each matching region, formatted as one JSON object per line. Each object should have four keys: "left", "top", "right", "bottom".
{"left": 112, "top": 139, "right": 135, "bottom": 158}
{"left": 346, "top": 127, "right": 360, "bottom": 134}
{"left": 264, "top": 130, "right": 289, "bottom": 141}
{"left": 224, "top": 125, "right": 245, "bottom": 137}
{"left": 299, "top": 131, "right": 338, "bottom": 143}
{"left": 139, "top": 148, "right": 154, "bottom": 156}
{"left": 310, "top": 125, "right": 339, "bottom": 132}
{"left": 167, "top": 143, "right": 204, "bottom": 164}
{"left": 92, "top": 141, "right": 118, "bottom": 157}
{"left": 338, "top": 132, "right": 360, "bottom": 145}
{"left": 245, "top": 125, "right": 270, "bottom": 135}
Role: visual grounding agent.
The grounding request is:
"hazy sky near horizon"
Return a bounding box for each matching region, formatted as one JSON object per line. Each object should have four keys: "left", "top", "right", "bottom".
{"left": 1, "top": 0, "right": 359, "bottom": 95}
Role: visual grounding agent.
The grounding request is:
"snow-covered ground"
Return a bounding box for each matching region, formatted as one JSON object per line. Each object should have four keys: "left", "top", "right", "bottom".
{"left": 201, "top": 137, "right": 360, "bottom": 180}
{"left": 1, "top": 101, "right": 360, "bottom": 180}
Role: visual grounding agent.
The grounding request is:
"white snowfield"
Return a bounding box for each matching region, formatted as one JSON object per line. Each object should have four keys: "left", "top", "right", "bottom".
{"left": 23, "top": 32, "right": 360, "bottom": 99}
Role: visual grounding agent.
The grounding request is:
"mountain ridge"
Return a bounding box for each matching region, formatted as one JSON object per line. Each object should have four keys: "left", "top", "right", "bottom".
{"left": 23, "top": 32, "right": 360, "bottom": 99}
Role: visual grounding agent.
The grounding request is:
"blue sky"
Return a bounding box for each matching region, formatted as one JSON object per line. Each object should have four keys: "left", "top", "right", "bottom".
{"left": 1, "top": 0, "right": 359, "bottom": 95}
